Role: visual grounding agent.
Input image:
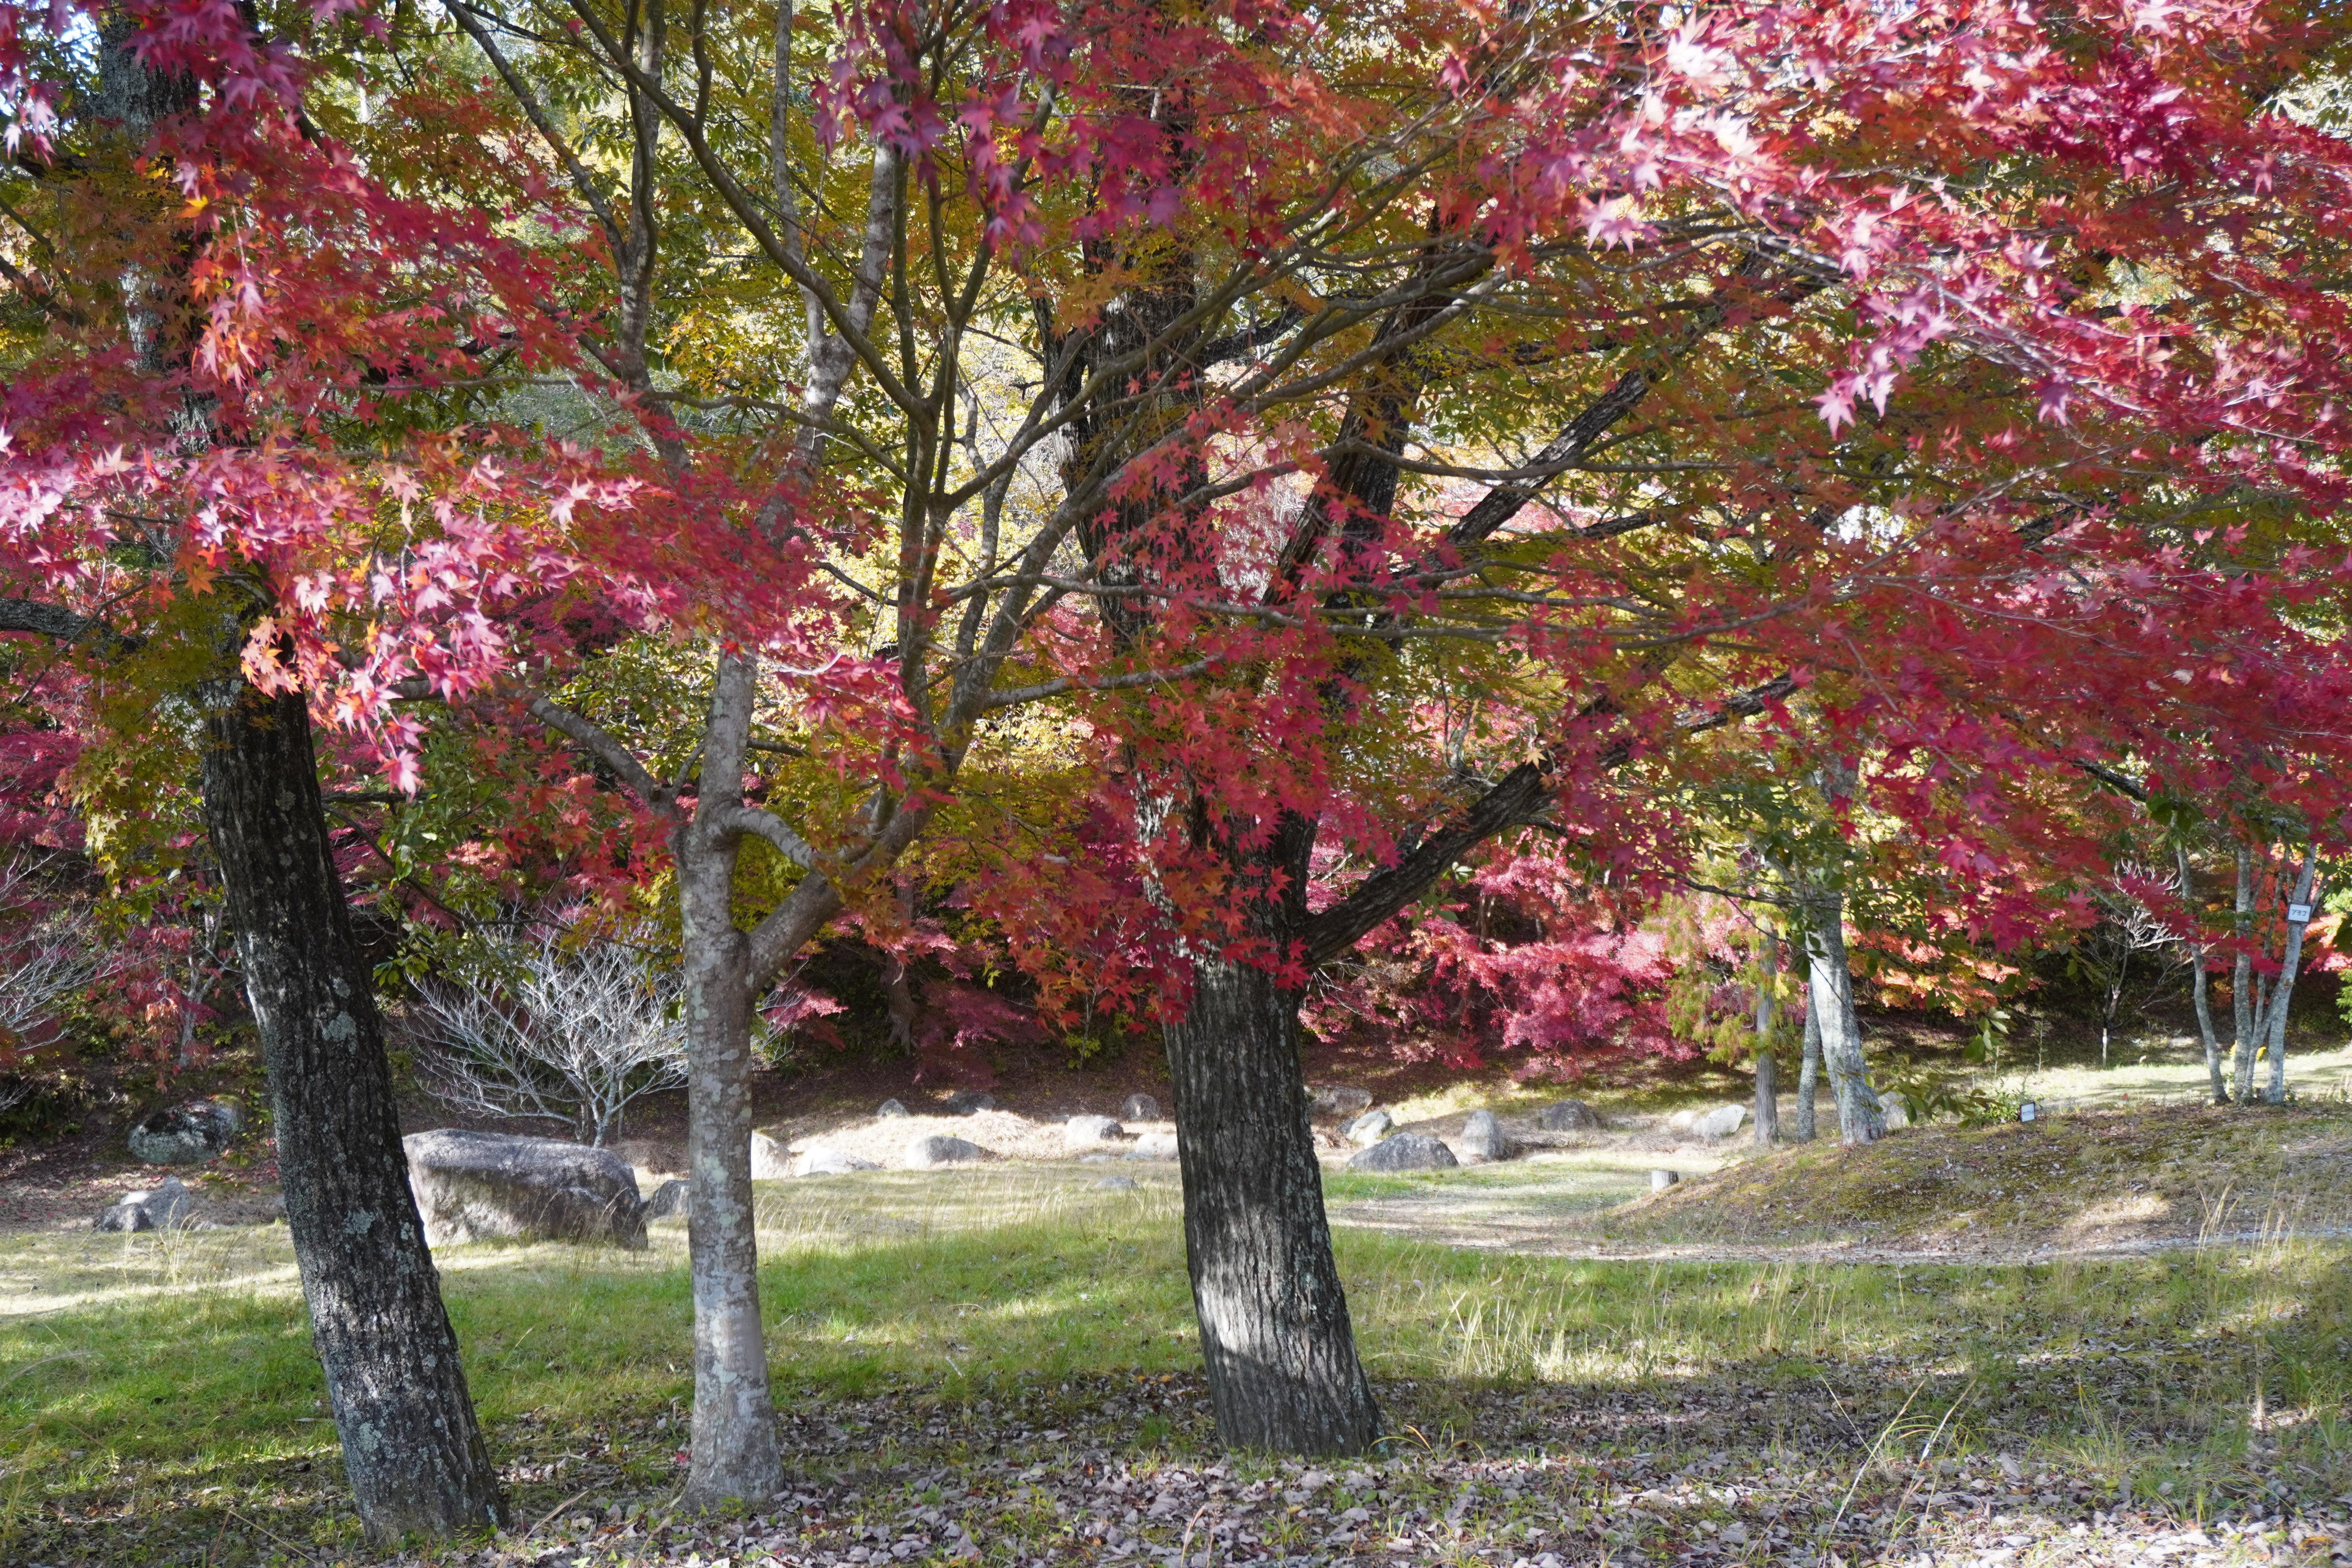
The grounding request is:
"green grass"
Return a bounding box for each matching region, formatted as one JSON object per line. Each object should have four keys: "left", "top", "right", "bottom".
{"left": 3, "top": 1165, "right": 2348, "bottom": 1563}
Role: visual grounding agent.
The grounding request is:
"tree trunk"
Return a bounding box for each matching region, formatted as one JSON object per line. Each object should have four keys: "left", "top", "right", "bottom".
{"left": 2177, "top": 841, "right": 2229, "bottom": 1104}
{"left": 2231, "top": 845, "right": 2259, "bottom": 1102}
{"left": 198, "top": 679, "right": 509, "bottom": 1542}
{"left": 1802, "top": 885, "right": 1884, "bottom": 1145}
{"left": 1753, "top": 936, "right": 1779, "bottom": 1149}
{"left": 1795, "top": 1002, "right": 1821, "bottom": 1142}
{"left": 675, "top": 655, "right": 782, "bottom": 1508}
{"left": 1163, "top": 953, "right": 1379, "bottom": 1454}
{"left": 2262, "top": 853, "right": 2318, "bottom": 1107}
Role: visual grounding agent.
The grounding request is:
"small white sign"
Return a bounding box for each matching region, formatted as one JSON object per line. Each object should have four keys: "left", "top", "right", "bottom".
{"left": 2019, "top": 1101, "right": 2037, "bottom": 1122}
{"left": 2289, "top": 903, "right": 2314, "bottom": 923}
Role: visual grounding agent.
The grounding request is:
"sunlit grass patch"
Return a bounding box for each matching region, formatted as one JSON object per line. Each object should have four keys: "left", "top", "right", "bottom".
{"left": 0, "top": 1163, "right": 2345, "bottom": 1563}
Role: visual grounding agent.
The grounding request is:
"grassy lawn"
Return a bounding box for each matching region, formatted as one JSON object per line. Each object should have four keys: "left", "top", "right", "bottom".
{"left": 3, "top": 1163, "right": 2348, "bottom": 1565}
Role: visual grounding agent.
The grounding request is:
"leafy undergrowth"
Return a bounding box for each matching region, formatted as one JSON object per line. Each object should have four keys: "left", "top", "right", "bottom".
{"left": 2, "top": 1169, "right": 2348, "bottom": 1565}
{"left": 1604, "top": 1101, "right": 2352, "bottom": 1254}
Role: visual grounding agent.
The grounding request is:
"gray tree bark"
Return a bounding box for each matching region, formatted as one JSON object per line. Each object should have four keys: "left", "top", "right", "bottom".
{"left": 2262, "top": 851, "right": 2318, "bottom": 1107}
{"left": 200, "top": 679, "right": 510, "bottom": 1541}
{"left": 2176, "top": 840, "right": 2229, "bottom": 1104}
{"left": 2231, "top": 845, "right": 2261, "bottom": 1102}
{"left": 1753, "top": 935, "right": 1779, "bottom": 1148}
{"left": 1802, "top": 883, "right": 1884, "bottom": 1144}
{"left": 1163, "top": 953, "right": 1380, "bottom": 1453}
{"left": 1795, "top": 1001, "right": 1821, "bottom": 1142}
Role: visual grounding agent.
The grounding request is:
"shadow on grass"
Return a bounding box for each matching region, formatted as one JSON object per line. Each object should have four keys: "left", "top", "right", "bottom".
{"left": 2, "top": 1173, "right": 2346, "bottom": 1564}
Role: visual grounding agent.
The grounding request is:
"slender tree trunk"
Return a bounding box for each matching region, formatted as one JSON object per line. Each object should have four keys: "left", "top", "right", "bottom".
{"left": 198, "top": 679, "right": 509, "bottom": 1542}
{"left": 1795, "top": 1000, "right": 1821, "bottom": 1142}
{"left": 1802, "top": 884, "right": 1884, "bottom": 1145}
{"left": 676, "top": 653, "right": 782, "bottom": 1506}
{"left": 1164, "top": 952, "right": 1379, "bottom": 1454}
{"left": 1753, "top": 935, "right": 1779, "bottom": 1148}
{"left": 2178, "top": 842, "right": 2229, "bottom": 1105}
{"left": 2232, "top": 845, "right": 2259, "bottom": 1102}
{"left": 2263, "top": 853, "right": 2319, "bottom": 1107}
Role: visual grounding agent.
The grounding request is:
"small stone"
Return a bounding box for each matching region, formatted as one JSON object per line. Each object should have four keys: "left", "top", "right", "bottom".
{"left": 940, "top": 1091, "right": 997, "bottom": 1116}
{"left": 750, "top": 1129, "right": 794, "bottom": 1180}
{"left": 1094, "top": 1175, "right": 1137, "bottom": 1191}
{"left": 905, "top": 1134, "right": 983, "bottom": 1169}
{"left": 1650, "top": 1168, "right": 1681, "bottom": 1191}
{"left": 1308, "top": 1085, "right": 1373, "bottom": 1120}
{"left": 94, "top": 1196, "right": 153, "bottom": 1232}
{"left": 642, "top": 1178, "right": 689, "bottom": 1221}
{"left": 1078, "top": 1152, "right": 1121, "bottom": 1164}
{"left": 1346, "top": 1133, "right": 1458, "bottom": 1172}
{"left": 799, "top": 1146, "right": 879, "bottom": 1177}
{"left": 1695, "top": 1104, "right": 1747, "bottom": 1141}
{"left": 1456, "top": 1109, "right": 1512, "bottom": 1162}
{"left": 1120, "top": 1093, "right": 1161, "bottom": 1123}
{"left": 127, "top": 1101, "right": 242, "bottom": 1165}
{"left": 1127, "top": 1131, "right": 1179, "bottom": 1161}
{"left": 876, "top": 1098, "right": 909, "bottom": 1118}
{"left": 1667, "top": 1107, "right": 1702, "bottom": 1132}
{"left": 136, "top": 1177, "right": 193, "bottom": 1229}
{"left": 1343, "top": 1109, "right": 1394, "bottom": 1146}
{"left": 1537, "top": 1099, "right": 1601, "bottom": 1131}
{"left": 1064, "top": 1114, "right": 1123, "bottom": 1148}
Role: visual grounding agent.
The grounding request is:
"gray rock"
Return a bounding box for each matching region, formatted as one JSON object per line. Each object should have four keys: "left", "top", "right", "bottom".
{"left": 1064, "top": 1114, "right": 1123, "bottom": 1149}
{"left": 127, "top": 1101, "right": 242, "bottom": 1165}
{"left": 1456, "top": 1109, "right": 1512, "bottom": 1162}
{"left": 1127, "top": 1131, "right": 1179, "bottom": 1161}
{"left": 1094, "top": 1174, "right": 1138, "bottom": 1191}
{"left": 1537, "top": 1099, "right": 1602, "bottom": 1131}
{"left": 642, "top": 1178, "right": 689, "bottom": 1221}
{"left": 94, "top": 1198, "right": 151, "bottom": 1232}
{"left": 1666, "top": 1107, "right": 1703, "bottom": 1133}
{"left": 1120, "top": 1093, "right": 1161, "bottom": 1123}
{"left": 1695, "top": 1104, "right": 1747, "bottom": 1141}
{"left": 1078, "top": 1152, "right": 1122, "bottom": 1164}
{"left": 1650, "top": 1168, "right": 1680, "bottom": 1191}
{"left": 403, "top": 1129, "right": 646, "bottom": 1249}
{"left": 1347, "top": 1133, "right": 1458, "bottom": 1172}
{"left": 1343, "top": 1109, "right": 1394, "bottom": 1146}
{"left": 799, "top": 1146, "right": 879, "bottom": 1176}
{"left": 1309, "top": 1085, "right": 1373, "bottom": 1120}
{"left": 750, "top": 1129, "right": 793, "bottom": 1180}
{"left": 905, "top": 1134, "right": 983, "bottom": 1169}
{"left": 877, "top": 1098, "right": 909, "bottom": 1118}
{"left": 941, "top": 1091, "right": 998, "bottom": 1115}
{"left": 94, "top": 1176, "right": 194, "bottom": 1232}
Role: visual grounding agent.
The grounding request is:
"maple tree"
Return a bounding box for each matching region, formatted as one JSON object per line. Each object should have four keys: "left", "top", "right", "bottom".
{"left": 5, "top": 0, "right": 2352, "bottom": 1528}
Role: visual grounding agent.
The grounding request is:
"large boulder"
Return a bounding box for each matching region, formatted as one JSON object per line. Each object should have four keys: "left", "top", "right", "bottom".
{"left": 403, "top": 1130, "right": 646, "bottom": 1250}
{"left": 94, "top": 1176, "right": 193, "bottom": 1232}
{"left": 1120, "top": 1093, "right": 1161, "bottom": 1123}
{"left": 941, "top": 1090, "right": 998, "bottom": 1116}
{"left": 750, "top": 1129, "right": 793, "bottom": 1180}
{"left": 905, "top": 1134, "right": 983, "bottom": 1169}
{"left": 1064, "top": 1114, "right": 1123, "bottom": 1149}
{"left": 799, "top": 1146, "right": 879, "bottom": 1176}
{"left": 1127, "top": 1131, "right": 1179, "bottom": 1161}
{"left": 1695, "top": 1104, "right": 1747, "bottom": 1141}
{"left": 1343, "top": 1109, "right": 1394, "bottom": 1146}
{"left": 127, "top": 1101, "right": 242, "bottom": 1165}
{"left": 1347, "top": 1133, "right": 1458, "bottom": 1172}
{"left": 1308, "top": 1085, "right": 1373, "bottom": 1120}
{"left": 1456, "top": 1109, "right": 1512, "bottom": 1162}
{"left": 1537, "top": 1100, "right": 1602, "bottom": 1132}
